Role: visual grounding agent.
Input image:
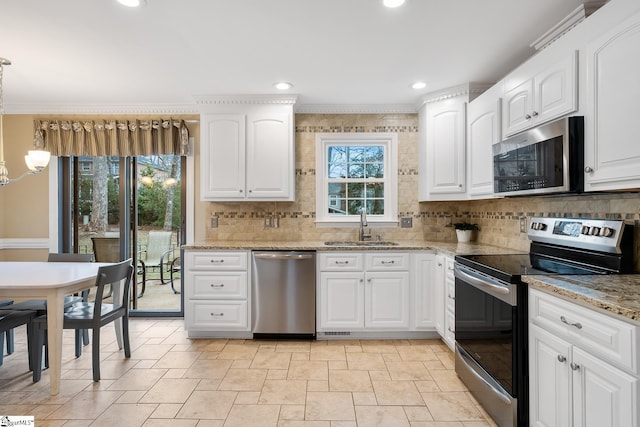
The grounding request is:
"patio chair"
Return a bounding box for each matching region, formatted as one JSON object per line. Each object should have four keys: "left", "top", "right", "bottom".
{"left": 32, "top": 259, "right": 134, "bottom": 382}
{"left": 137, "top": 230, "right": 173, "bottom": 297}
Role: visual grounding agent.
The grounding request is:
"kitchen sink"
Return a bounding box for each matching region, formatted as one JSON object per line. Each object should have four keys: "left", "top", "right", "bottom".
{"left": 324, "top": 241, "right": 399, "bottom": 247}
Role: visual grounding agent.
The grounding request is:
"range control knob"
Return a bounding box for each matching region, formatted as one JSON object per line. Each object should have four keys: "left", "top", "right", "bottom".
{"left": 530, "top": 222, "right": 538, "bottom": 230}
{"left": 600, "top": 227, "right": 615, "bottom": 237}
{"left": 538, "top": 223, "right": 547, "bottom": 231}
{"left": 581, "top": 226, "right": 590, "bottom": 235}
{"left": 589, "top": 227, "right": 600, "bottom": 236}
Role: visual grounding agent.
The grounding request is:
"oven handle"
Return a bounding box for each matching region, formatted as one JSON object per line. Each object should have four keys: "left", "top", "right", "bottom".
{"left": 454, "top": 264, "right": 517, "bottom": 306}
{"left": 456, "top": 345, "right": 513, "bottom": 406}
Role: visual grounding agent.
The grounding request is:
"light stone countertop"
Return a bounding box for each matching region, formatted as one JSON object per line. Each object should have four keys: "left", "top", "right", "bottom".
{"left": 182, "top": 240, "right": 523, "bottom": 257}
{"left": 523, "top": 275, "right": 640, "bottom": 324}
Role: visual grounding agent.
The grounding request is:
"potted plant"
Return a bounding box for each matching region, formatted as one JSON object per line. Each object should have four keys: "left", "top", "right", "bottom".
{"left": 454, "top": 222, "right": 479, "bottom": 243}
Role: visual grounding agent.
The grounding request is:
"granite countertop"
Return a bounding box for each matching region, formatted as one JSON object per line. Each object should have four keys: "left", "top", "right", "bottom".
{"left": 523, "top": 275, "right": 640, "bottom": 324}
{"left": 182, "top": 240, "right": 523, "bottom": 257}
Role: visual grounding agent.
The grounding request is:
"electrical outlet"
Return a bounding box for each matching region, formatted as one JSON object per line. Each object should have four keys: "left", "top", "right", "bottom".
{"left": 400, "top": 217, "right": 412, "bottom": 228}
{"left": 264, "top": 216, "right": 272, "bottom": 228}
{"left": 444, "top": 216, "right": 452, "bottom": 227}
{"left": 210, "top": 216, "right": 218, "bottom": 228}
{"left": 520, "top": 217, "right": 527, "bottom": 233}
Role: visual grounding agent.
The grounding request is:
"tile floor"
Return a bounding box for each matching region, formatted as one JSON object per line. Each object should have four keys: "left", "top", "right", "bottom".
{"left": 0, "top": 319, "right": 498, "bottom": 426}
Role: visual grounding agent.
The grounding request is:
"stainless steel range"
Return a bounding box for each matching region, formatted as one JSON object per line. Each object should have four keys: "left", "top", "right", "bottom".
{"left": 453, "top": 217, "right": 635, "bottom": 427}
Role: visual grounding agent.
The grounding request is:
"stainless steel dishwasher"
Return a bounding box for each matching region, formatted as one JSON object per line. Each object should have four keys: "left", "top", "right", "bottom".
{"left": 251, "top": 251, "right": 316, "bottom": 338}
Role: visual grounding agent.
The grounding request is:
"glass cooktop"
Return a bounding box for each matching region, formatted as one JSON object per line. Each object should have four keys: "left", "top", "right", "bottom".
{"left": 455, "top": 253, "right": 603, "bottom": 282}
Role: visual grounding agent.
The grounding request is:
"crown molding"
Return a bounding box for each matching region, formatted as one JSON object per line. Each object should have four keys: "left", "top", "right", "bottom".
{"left": 194, "top": 94, "right": 298, "bottom": 106}
{"left": 530, "top": 1, "right": 607, "bottom": 51}
{"left": 295, "top": 104, "right": 417, "bottom": 114}
{"left": 415, "top": 82, "right": 493, "bottom": 108}
{"left": 4, "top": 103, "right": 199, "bottom": 115}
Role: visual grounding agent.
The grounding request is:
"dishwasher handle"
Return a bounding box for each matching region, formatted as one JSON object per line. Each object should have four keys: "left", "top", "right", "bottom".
{"left": 253, "top": 252, "right": 314, "bottom": 261}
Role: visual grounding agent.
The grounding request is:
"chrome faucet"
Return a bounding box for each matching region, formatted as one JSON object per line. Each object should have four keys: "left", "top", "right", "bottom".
{"left": 359, "top": 207, "right": 371, "bottom": 241}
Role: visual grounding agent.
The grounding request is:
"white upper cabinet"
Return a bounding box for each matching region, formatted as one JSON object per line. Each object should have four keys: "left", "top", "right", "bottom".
{"left": 503, "top": 51, "right": 578, "bottom": 137}
{"left": 466, "top": 84, "right": 502, "bottom": 199}
{"left": 583, "top": 9, "right": 640, "bottom": 191}
{"left": 198, "top": 96, "right": 296, "bottom": 201}
{"left": 418, "top": 83, "right": 489, "bottom": 201}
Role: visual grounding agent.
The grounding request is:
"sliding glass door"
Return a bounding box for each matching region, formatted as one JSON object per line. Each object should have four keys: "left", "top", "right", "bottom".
{"left": 58, "top": 154, "right": 185, "bottom": 315}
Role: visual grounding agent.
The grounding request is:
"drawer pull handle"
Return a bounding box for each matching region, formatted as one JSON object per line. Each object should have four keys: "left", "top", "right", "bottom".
{"left": 210, "top": 259, "right": 225, "bottom": 264}
{"left": 210, "top": 312, "right": 224, "bottom": 317}
{"left": 335, "top": 261, "right": 349, "bottom": 265}
{"left": 447, "top": 327, "right": 454, "bottom": 333}
{"left": 381, "top": 260, "right": 395, "bottom": 265}
{"left": 570, "top": 362, "right": 580, "bottom": 371}
{"left": 560, "top": 316, "right": 582, "bottom": 329}
{"left": 211, "top": 284, "right": 225, "bottom": 288}
{"left": 557, "top": 355, "right": 566, "bottom": 363}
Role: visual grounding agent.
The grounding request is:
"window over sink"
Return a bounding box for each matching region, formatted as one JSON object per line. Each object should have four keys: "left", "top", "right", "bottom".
{"left": 315, "top": 133, "right": 397, "bottom": 225}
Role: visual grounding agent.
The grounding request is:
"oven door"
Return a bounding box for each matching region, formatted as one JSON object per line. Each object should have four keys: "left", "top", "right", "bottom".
{"left": 454, "top": 263, "right": 522, "bottom": 427}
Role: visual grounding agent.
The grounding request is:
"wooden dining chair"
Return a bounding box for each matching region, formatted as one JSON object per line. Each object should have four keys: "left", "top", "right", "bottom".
{"left": 32, "top": 259, "right": 134, "bottom": 382}
{"left": 0, "top": 309, "right": 38, "bottom": 373}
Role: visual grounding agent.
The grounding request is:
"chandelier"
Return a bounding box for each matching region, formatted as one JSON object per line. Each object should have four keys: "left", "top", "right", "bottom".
{"left": 0, "top": 57, "right": 50, "bottom": 186}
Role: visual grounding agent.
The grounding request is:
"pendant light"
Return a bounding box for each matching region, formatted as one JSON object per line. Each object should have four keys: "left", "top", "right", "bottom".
{"left": 0, "top": 57, "right": 51, "bottom": 186}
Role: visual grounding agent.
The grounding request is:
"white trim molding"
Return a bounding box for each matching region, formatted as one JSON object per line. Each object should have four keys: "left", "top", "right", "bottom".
{"left": 195, "top": 95, "right": 298, "bottom": 107}
{"left": 296, "top": 104, "right": 417, "bottom": 114}
{"left": 4, "top": 103, "right": 199, "bottom": 115}
{"left": 0, "top": 238, "right": 50, "bottom": 249}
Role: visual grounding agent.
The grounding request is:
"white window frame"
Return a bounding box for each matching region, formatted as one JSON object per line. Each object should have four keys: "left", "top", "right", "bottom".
{"left": 315, "top": 132, "right": 398, "bottom": 226}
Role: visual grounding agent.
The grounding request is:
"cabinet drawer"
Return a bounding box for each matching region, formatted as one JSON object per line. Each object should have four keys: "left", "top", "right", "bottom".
{"left": 188, "top": 272, "right": 247, "bottom": 299}
{"left": 319, "top": 252, "right": 364, "bottom": 271}
{"left": 365, "top": 252, "right": 409, "bottom": 271}
{"left": 188, "top": 301, "right": 248, "bottom": 330}
{"left": 529, "top": 289, "right": 638, "bottom": 374}
{"left": 186, "top": 251, "right": 248, "bottom": 270}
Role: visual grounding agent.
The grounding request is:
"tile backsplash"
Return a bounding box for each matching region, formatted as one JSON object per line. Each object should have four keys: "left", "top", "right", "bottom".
{"left": 203, "top": 113, "right": 640, "bottom": 268}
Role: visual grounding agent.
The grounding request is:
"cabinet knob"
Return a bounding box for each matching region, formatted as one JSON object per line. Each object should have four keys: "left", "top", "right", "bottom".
{"left": 532, "top": 111, "right": 539, "bottom": 117}
{"left": 557, "top": 355, "right": 567, "bottom": 363}
{"left": 438, "top": 263, "right": 442, "bottom": 267}
{"left": 584, "top": 166, "right": 593, "bottom": 173}
{"left": 570, "top": 362, "right": 580, "bottom": 371}
{"left": 239, "top": 189, "right": 243, "bottom": 193}
{"left": 249, "top": 189, "right": 252, "bottom": 193}
{"left": 367, "top": 278, "right": 372, "bottom": 283}
{"left": 525, "top": 114, "right": 532, "bottom": 120}
{"left": 360, "top": 279, "right": 364, "bottom": 283}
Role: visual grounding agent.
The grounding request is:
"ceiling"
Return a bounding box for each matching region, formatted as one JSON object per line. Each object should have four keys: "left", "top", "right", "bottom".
{"left": 1, "top": 0, "right": 592, "bottom": 113}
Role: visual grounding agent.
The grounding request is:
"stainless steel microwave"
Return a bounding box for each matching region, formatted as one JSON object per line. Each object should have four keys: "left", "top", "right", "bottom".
{"left": 493, "top": 116, "right": 584, "bottom": 196}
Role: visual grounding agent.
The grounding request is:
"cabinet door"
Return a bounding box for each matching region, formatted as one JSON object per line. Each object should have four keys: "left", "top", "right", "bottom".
{"left": 572, "top": 347, "right": 639, "bottom": 427}
{"left": 584, "top": 11, "right": 640, "bottom": 191}
{"left": 433, "top": 255, "right": 445, "bottom": 336}
{"left": 246, "top": 113, "right": 293, "bottom": 200}
{"left": 534, "top": 51, "right": 577, "bottom": 125}
{"left": 412, "top": 253, "right": 436, "bottom": 330}
{"left": 503, "top": 79, "right": 534, "bottom": 136}
{"left": 426, "top": 99, "right": 467, "bottom": 196}
{"left": 529, "top": 324, "right": 572, "bottom": 427}
{"left": 318, "top": 272, "right": 364, "bottom": 330}
{"left": 365, "top": 271, "right": 409, "bottom": 329}
{"left": 200, "top": 114, "right": 246, "bottom": 200}
{"left": 467, "top": 91, "right": 501, "bottom": 198}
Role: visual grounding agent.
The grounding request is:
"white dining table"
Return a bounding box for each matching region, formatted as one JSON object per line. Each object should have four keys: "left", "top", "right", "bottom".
{"left": 0, "top": 261, "right": 114, "bottom": 395}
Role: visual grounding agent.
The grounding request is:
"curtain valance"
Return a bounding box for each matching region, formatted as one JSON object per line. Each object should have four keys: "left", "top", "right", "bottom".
{"left": 35, "top": 118, "right": 189, "bottom": 157}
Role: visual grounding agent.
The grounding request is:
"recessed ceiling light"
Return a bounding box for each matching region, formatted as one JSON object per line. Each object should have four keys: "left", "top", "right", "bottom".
{"left": 383, "top": 0, "right": 406, "bottom": 8}
{"left": 274, "top": 82, "right": 293, "bottom": 90}
{"left": 411, "top": 81, "right": 427, "bottom": 90}
{"left": 117, "top": 0, "right": 146, "bottom": 7}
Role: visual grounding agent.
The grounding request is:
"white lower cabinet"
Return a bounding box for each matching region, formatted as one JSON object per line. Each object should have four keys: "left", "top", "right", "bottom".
{"left": 432, "top": 254, "right": 455, "bottom": 350}
{"left": 529, "top": 289, "right": 639, "bottom": 427}
{"left": 184, "top": 250, "right": 251, "bottom": 337}
{"left": 318, "top": 251, "right": 411, "bottom": 332}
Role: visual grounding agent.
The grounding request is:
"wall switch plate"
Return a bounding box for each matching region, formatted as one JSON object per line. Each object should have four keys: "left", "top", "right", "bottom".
{"left": 210, "top": 216, "right": 218, "bottom": 228}
{"left": 400, "top": 217, "right": 412, "bottom": 228}
{"left": 444, "top": 216, "right": 452, "bottom": 227}
{"left": 264, "top": 216, "right": 272, "bottom": 228}
{"left": 520, "top": 217, "right": 527, "bottom": 233}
